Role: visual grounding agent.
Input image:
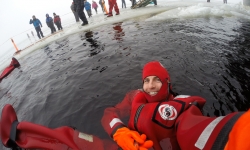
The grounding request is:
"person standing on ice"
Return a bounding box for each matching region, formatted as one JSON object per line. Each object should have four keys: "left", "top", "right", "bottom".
{"left": 29, "top": 15, "right": 44, "bottom": 39}
{"left": 107, "top": 0, "right": 119, "bottom": 17}
{"left": 73, "top": 0, "right": 89, "bottom": 26}
{"left": 53, "top": 13, "right": 63, "bottom": 30}
{"left": 121, "top": 0, "right": 126, "bottom": 8}
{"left": 153, "top": 0, "right": 157, "bottom": 5}
{"left": 99, "top": 0, "right": 104, "bottom": 12}
{"left": 84, "top": 0, "right": 92, "bottom": 18}
{"left": 71, "top": 1, "right": 80, "bottom": 22}
{"left": 92, "top": 0, "right": 98, "bottom": 14}
{"left": 45, "top": 14, "right": 56, "bottom": 34}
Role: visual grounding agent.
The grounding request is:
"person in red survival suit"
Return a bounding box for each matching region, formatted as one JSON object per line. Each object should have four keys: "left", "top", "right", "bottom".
{"left": 107, "top": 0, "right": 119, "bottom": 17}
{"left": 101, "top": 61, "right": 206, "bottom": 150}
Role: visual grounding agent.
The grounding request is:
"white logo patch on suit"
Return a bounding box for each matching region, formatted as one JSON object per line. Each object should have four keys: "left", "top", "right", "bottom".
{"left": 158, "top": 104, "right": 177, "bottom": 120}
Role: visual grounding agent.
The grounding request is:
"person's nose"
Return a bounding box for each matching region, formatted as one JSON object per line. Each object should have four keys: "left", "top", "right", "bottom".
{"left": 148, "top": 80, "right": 155, "bottom": 89}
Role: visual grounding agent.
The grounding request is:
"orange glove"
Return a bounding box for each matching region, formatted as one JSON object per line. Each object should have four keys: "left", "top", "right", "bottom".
{"left": 135, "top": 134, "right": 154, "bottom": 150}
{"left": 113, "top": 127, "right": 153, "bottom": 150}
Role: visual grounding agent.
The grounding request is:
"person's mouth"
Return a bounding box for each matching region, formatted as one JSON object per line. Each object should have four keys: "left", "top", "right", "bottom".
{"left": 148, "top": 92, "right": 157, "bottom": 96}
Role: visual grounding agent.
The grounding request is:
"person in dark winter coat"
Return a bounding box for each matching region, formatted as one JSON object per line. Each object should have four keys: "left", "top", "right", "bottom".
{"left": 73, "top": 0, "right": 89, "bottom": 26}
{"left": 84, "top": 0, "right": 92, "bottom": 18}
{"left": 99, "top": 0, "right": 104, "bottom": 12}
{"left": 153, "top": 0, "right": 157, "bottom": 5}
{"left": 46, "top": 14, "right": 56, "bottom": 34}
{"left": 29, "top": 15, "right": 44, "bottom": 39}
{"left": 121, "top": 0, "right": 126, "bottom": 8}
{"left": 71, "top": 1, "right": 80, "bottom": 22}
{"left": 53, "top": 13, "right": 63, "bottom": 30}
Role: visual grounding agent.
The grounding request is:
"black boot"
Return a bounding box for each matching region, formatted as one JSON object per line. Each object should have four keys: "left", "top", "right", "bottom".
{"left": 81, "top": 22, "right": 88, "bottom": 26}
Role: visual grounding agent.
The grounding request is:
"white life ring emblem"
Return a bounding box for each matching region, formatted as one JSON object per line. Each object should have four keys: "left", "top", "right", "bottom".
{"left": 158, "top": 104, "right": 177, "bottom": 120}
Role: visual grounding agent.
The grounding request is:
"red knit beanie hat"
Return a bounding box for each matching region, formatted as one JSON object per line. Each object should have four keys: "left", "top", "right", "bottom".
{"left": 142, "top": 61, "right": 170, "bottom": 102}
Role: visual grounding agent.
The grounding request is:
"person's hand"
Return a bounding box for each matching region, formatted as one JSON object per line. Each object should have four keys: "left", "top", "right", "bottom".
{"left": 113, "top": 127, "right": 153, "bottom": 150}
{"left": 134, "top": 134, "right": 153, "bottom": 150}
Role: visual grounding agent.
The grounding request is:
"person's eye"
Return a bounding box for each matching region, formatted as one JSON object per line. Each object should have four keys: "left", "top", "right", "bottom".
{"left": 156, "top": 78, "right": 161, "bottom": 81}
{"left": 144, "top": 79, "right": 149, "bottom": 83}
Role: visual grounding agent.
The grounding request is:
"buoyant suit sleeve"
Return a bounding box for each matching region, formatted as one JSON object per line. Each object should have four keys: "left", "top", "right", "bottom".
{"left": 101, "top": 90, "right": 140, "bottom": 137}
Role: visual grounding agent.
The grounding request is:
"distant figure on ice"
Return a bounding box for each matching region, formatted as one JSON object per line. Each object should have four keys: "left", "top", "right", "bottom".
{"left": 207, "top": 0, "right": 210, "bottom": 2}
{"left": 121, "top": 0, "right": 126, "bottom": 8}
{"left": 45, "top": 14, "right": 56, "bottom": 34}
{"left": 71, "top": 1, "right": 80, "bottom": 22}
{"left": 73, "top": 0, "right": 89, "bottom": 26}
{"left": 84, "top": 0, "right": 92, "bottom": 18}
{"left": 130, "top": 0, "right": 136, "bottom": 7}
{"left": 101, "top": 0, "right": 109, "bottom": 15}
{"left": 92, "top": 0, "right": 98, "bottom": 14}
{"left": 107, "top": 0, "right": 119, "bottom": 17}
{"left": 29, "top": 15, "right": 44, "bottom": 39}
{"left": 53, "top": 13, "right": 63, "bottom": 30}
{"left": 152, "top": 0, "right": 157, "bottom": 5}
{"left": 99, "top": 0, "right": 104, "bottom": 12}
{"left": 223, "top": 0, "right": 227, "bottom": 3}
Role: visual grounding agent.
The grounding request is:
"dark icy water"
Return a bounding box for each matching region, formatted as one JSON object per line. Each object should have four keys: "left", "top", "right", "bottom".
{"left": 0, "top": 15, "right": 250, "bottom": 149}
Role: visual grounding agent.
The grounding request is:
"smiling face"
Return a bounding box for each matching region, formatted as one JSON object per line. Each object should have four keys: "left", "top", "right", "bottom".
{"left": 142, "top": 61, "right": 171, "bottom": 102}
{"left": 143, "top": 76, "right": 162, "bottom": 96}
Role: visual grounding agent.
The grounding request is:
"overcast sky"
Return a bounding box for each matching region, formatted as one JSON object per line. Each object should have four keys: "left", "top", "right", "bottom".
{"left": 0, "top": 0, "right": 75, "bottom": 52}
